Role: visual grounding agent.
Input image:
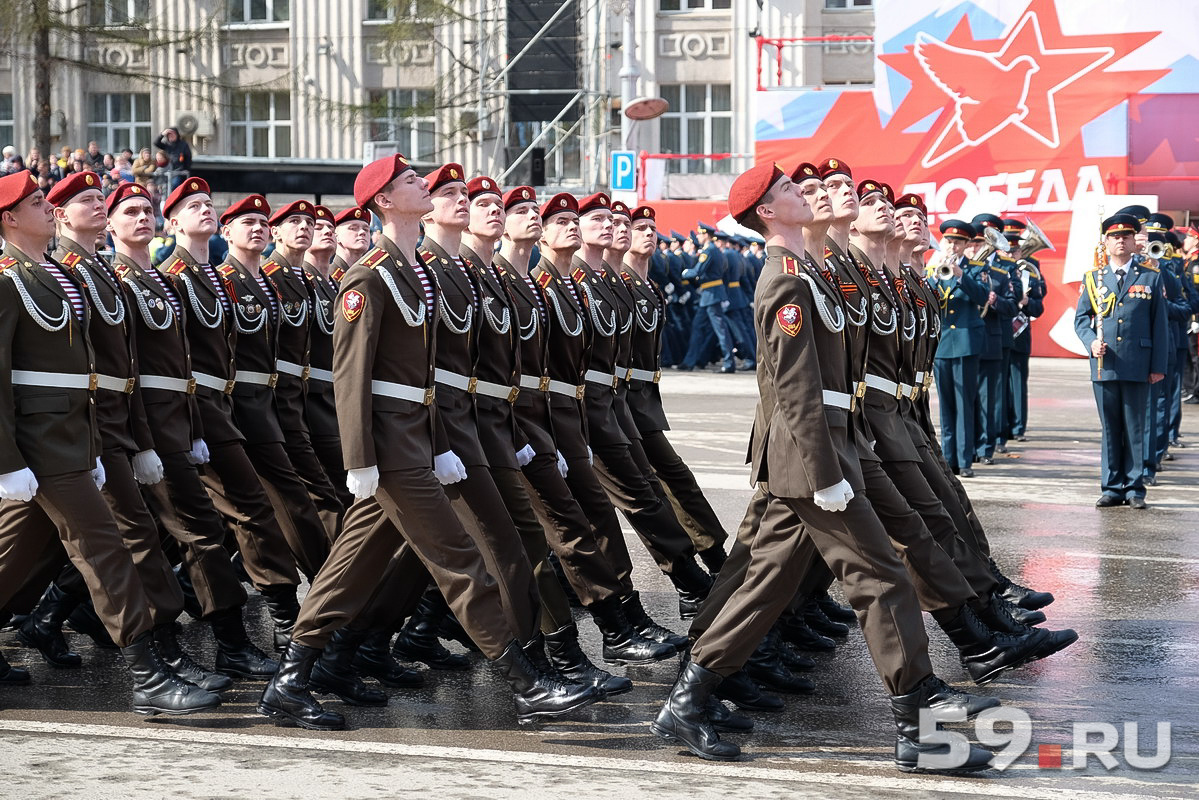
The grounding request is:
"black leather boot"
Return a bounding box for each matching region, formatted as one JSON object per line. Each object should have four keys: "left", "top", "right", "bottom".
{"left": 153, "top": 623, "right": 232, "bottom": 692}
{"left": 258, "top": 641, "right": 346, "bottom": 730}
{"left": 172, "top": 563, "right": 205, "bottom": 620}
{"left": 544, "top": 622, "right": 632, "bottom": 696}
{"left": 122, "top": 632, "right": 221, "bottom": 716}
{"left": 492, "top": 639, "right": 600, "bottom": 724}
{"left": 934, "top": 605, "right": 1049, "bottom": 685}
{"left": 64, "top": 602, "right": 117, "bottom": 649}
{"left": 777, "top": 611, "right": 836, "bottom": 652}
{"left": 617, "top": 592, "right": 687, "bottom": 650}
{"left": 438, "top": 611, "right": 481, "bottom": 653}
{"left": 892, "top": 675, "right": 993, "bottom": 773}
{"left": 713, "top": 668, "right": 785, "bottom": 712}
{"left": 924, "top": 675, "right": 1000, "bottom": 720}
{"left": 996, "top": 594, "right": 1045, "bottom": 626}
{"left": 707, "top": 696, "right": 753, "bottom": 732}
{"left": 0, "top": 649, "right": 30, "bottom": 685}
{"left": 353, "top": 631, "right": 424, "bottom": 688}
{"left": 651, "top": 661, "right": 742, "bottom": 761}
{"left": 593, "top": 596, "right": 677, "bottom": 664}
{"left": 813, "top": 590, "right": 857, "bottom": 624}
{"left": 392, "top": 588, "right": 472, "bottom": 670}
{"left": 260, "top": 585, "right": 301, "bottom": 652}
{"left": 667, "top": 556, "right": 713, "bottom": 620}
{"left": 989, "top": 559, "right": 1054, "bottom": 610}
{"left": 976, "top": 596, "right": 1078, "bottom": 662}
{"left": 698, "top": 545, "right": 727, "bottom": 576}
{"left": 17, "top": 583, "right": 82, "bottom": 668}
{"left": 210, "top": 607, "right": 279, "bottom": 679}
{"left": 309, "top": 629, "right": 387, "bottom": 706}
{"left": 745, "top": 634, "right": 815, "bottom": 694}
{"left": 802, "top": 597, "right": 849, "bottom": 638}
{"left": 771, "top": 632, "right": 816, "bottom": 672}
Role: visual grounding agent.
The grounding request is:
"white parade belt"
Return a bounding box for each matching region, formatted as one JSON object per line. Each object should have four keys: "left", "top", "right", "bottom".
{"left": 864, "top": 373, "right": 903, "bottom": 399}
{"left": 306, "top": 366, "right": 334, "bottom": 384}
{"left": 193, "top": 371, "right": 236, "bottom": 394}
{"left": 474, "top": 377, "right": 520, "bottom": 403}
{"left": 371, "top": 379, "right": 435, "bottom": 405}
{"left": 822, "top": 390, "right": 853, "bottom": 410}
{"left": 628, "top": 368, "right": 661, "bottom": 383}
{"left": 585, "top": 368, "right": 619, "bottom": 389}
{"left": 11, "top": 369, "right": 134, "bottom": 394}
{"left": 519, "top": 375, "right": 551, "bottom": 392}
{"left": 235, "top": 370, "right": 278, "bottom": 388}
{"left": 547, "top": 379, "right": 585, "bottom": 400}
{"left": 140, "top": 374, "right": 196, "bottom": 394}
{"left": 276, "top": 359, "right": 310, "bottom": 380}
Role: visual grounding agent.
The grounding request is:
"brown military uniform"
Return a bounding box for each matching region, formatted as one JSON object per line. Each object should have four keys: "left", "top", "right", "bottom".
{"left": 303, "top": 263, "right": 352, "bottom": 513}
{"left": 0, "top": 245, "right": 153, "bottom": 646}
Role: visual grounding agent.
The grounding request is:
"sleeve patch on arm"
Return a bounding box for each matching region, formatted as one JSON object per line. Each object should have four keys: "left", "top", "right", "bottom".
{"left": 342, "top": 289, "right": 365, "bottom": 322}
{"left": 777, "top": 303, "right": 802, "bottom": 337}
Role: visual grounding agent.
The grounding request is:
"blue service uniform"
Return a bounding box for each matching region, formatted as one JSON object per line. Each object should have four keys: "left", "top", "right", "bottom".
{"left": 1074, "top": 257, "right": 1168, "bottom": 501}
{"left": 1146, "top": 259, "right": 1190, "bottom": 475}
{"left": 930, "top": 257, "right": 990, "bottom": 470}
{"left": 1007, "top": 259, "right": 1044, "bottom": 439}
{"left": 680, "top": 240, "right": 735, "bottom": 370}
{"left": 974, "top": 254, "right": 1021, "bottom": 459}
{"left": 721, "top": 246, "right": 756, "bottom": 365}
{"left": 1166, "top": 255, "right": 1194, "bottom": 442}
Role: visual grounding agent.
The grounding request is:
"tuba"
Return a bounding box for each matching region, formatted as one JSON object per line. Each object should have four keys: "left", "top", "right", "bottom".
{"left": 974, "top": 225, "right": 1011, "bottom": 263}
{"left": 1014, "top": 218, "right": 1054, "bottom": 281}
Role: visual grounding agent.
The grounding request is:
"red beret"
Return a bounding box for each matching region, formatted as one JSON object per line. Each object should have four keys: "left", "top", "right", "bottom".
{"left": 269, "top": 199, "right": 315, "bottom": 225}
{"left": 1177, "top": 225, "right": 1199, "bottom": 237}
{"left": 540, "top": 192, "right": 578, "bottom": 222}
{"left": 104, "top": 181, "right": 152, "bottom": 215}
{"left": 880, "top": 183, "right": 895, "bottom": 204}
{"left": 817, "top": 157, "right": 852, "bottom": 181}
{"left": 467, "top": 176, "right": 501, "bottom": 200}
{"left": 857, "top": 179, "right": 884, "bottom": 201}
{"left": 0, "top": 170, "right": 39, "bottom": 214}
{"left": 503, "top": 186, "right": 537, "bottom": 211}
{"left": 426, "top": 163, "right": 466, "bottom": 193}
{"left": 631, "top": 205, "right": 656, "bottom": 222}
{"left": 334, "top": 206, "right": 371, "bottom": 227}
{"left": 162, "top": 176, "right": 211, "bottom": 218}
{"left": 894, "top": 193, "right": 927, "bottom": 216}
{"left": 727, "top": 163, "right": 785, "bottom": 222}
{"left": 790, "top": 162, "right": 820, "bottom": 183}
{"left": 220, "top": 194, "right": 270, "bottom": 225}
{"left": 353, "top": 153, "right": 413, "bottom": 207}
{"left": 578, "top": 192, "right": 611, "bottom": 216}
{"left": 610, "top": 200, "right": 631, "bottom": 218}
{"left": 313, "top": 205, "right": 334, "bottom": 224}
{"left": 46, "top": 170, "right": 104, "bottom": 207}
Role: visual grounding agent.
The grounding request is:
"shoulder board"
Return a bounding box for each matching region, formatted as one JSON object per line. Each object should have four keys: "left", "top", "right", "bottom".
{"left": 823, "top": 246, "right": 833, "bottom": 259}
{"left": 0, "top": 255, "right": 16, "bottom": 272}
{"left": 61, "top": 252, "right": 82, "bottom": 268}
{"left": 967, "top": 259, "right": 984, "bottom": 268}
{"left": 113, "top": 262, "right": 131, "bottom": 278}
{"left": 781, "top": 256, "right": 801, "bottom": 276}
{"left": 262, "top": 262, "right": 282, "bottom": 276}
{"left": 619, "top": 270, "right": 634, "bottom": 282}
{"left": 217, "top": 264, "right": 236, "bottom": 278}
{"left": 360, "top": 247, "right": 388, "bottom": 269}
{"left": 1141, "top": 262, "right": 1159, "bottom": 273}
{"left": 570, "top": 267, "right": 586, "bottom": 284}
{"left": 331, "top": 266, "right": 346, "bottom": 282}
{"left": 990, "top": 266, "right": 1009, "bottom": 276}
{"left": 536, "top": 271, "right": 553, "bottom": 289}
{"left": 420, "top": 249, "right": 437, "bottom": 265}
{"left": 163, "top": 257, "right": 187, "bottom": 276}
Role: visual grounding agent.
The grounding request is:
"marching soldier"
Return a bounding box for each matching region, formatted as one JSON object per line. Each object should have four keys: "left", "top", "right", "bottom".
{"left": 999, "top": 219, "right": 1044, "bottom": 444}
{"left": 676, "top": 222, "right": 736, "bottom": 373}
{"left": 1075, "top": 214, "right": 1168, "bottom": 509}
{"left": 969, "top": 214, "right": 1020, "bottom": 466}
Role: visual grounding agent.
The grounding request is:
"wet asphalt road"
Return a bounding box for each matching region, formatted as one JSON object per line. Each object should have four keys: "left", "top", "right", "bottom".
{"left": 1, "top": 357, "right": 1196, "bottom": 798}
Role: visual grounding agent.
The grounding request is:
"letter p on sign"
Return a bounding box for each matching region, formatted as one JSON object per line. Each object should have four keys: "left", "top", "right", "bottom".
{"left": 611, "top": 151, "right": 636, "bottom": 193}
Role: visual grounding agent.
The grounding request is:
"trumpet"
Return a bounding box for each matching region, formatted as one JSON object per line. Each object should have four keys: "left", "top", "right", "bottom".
{"left": 930, "top": 237, "right": 957, "bottom": 279}
{"left": 1145, "top": 240, "right": 1166, "bottom": 261}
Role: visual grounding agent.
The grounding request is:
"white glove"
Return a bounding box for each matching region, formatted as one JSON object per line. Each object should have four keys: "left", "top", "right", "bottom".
{"left": 586, "top": 445, "right": 593, "bottom": 465}
{"left": 679, "top": 291, "right": 691, "bottom": 303}
{"left": 346, "top": 465, "right": 380, "bottom": 501}
{"left": 132, "top": 449, "right": 164, "bottom": 485}
{"left": 720, "top": 300, "right": 731, "bottom": 312}
{"left": 0, "top": 467, "right": 39, "bottom": 502}
{"left": 555, "top": 450, "right": 568, "bottom": 478}
{"left": 186, "top": 438, "right": 210, "bottom": 466}
{"left": 812, "top": 479, "right": 853, "bottom": 513}
{"left": 92, "top": 457, "right": 107, "bottom": 491}
{"left": 515, "top": 444, "right": 535, "bottom": 467}
{"left": 434, "top": 451, "right": 468, "bottom": 485}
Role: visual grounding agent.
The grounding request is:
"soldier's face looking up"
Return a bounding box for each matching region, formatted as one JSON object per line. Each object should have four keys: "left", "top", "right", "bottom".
{"left": 503, "top": 201, "right": 542, "bottom": 243}
{"left": 580, "top": 208, "right": 614, "bottom": 249}
{"left": 797, "top": 178, "right": 832, "bottom": 225}
{"left": 428, "top": 182, "right": 470, "bottom": 229}
{"left": 824, "top": 175, "right": 859, "bottom": 223}
{"left": 273, "top": 214, "right": 313, "bottom": 251}
{"left": 763, "top": 177, "right": 814, "bottom": 228}
{"left": 171, "top": 193, "right": 216, "bottom": 238}
{"left": 377, "top": 171, "right": 433, "bottom": 218}
{"left": 610, "top": 215, "right": 632, "bottom": 253}
{"left": 310, "top": 219, "right": 336, "bottom": 255}
{"left": 227, "top": 213, "right": 270, "bottom": 254}
{"left": 1105, "top": 231, "right": 1134, "bottom": 259}
{"left": 54, "top": 187, "right": 107, "bottom": 236}
{"left": 630, "top": 219, "right": 656, "bottom": 256}
{"left": 541, "top": 212, "right": 581, "bottom": 251}
{"left": 109, "top": 197, "right": 155, "bottom": 246}
{"left": 856, "top": 194, "right": 893, "bottom": 236}
{"left": 337, "top": 220, "right": 370, "bottom": 253}
{"left": 468, "top": 193, "right": 505, "bottom": 240}
{"left": 897, "top": 208, "right": 927, "bottom": 246}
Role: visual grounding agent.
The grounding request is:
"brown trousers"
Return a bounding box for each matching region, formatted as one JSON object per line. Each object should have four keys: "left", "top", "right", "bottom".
{"left": 292, "top": 467, "right": 514, "bottom": 658}
{"left": 562, "top": 454, "right": 637, "bottom": 595}
{"left": 639, "top": 429, "right": 729, "bottom": 553}
{"left": 0, "top": 471, "right": 153, "bottom": 646}
{"left": 922, "top": 439, "right": 993, "bottom": 559}
{"left": 691, "top": 491, "right": 933, "bottom": 696}
{"left": 241, "top": 440, "right": 331, "bottom": 582}
{"left": 282, "top": 432, "right": 345, "bottom": 544}
{"left": 311, "top": 433, "right": 355, "bottom": 523}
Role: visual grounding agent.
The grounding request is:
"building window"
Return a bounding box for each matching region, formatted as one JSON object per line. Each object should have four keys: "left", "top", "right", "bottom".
{"left": 228, "top": 92, "right": 291, "bottom": 158}
{"left": 366, "top": 0, "right": 438, "bottom": 22}
{"left": 89, "top": 0, "right": 151, "bottom": 25}
{"left": 87, "top": 93, "right": 152, "bottom": 153}
{"left": 658, "top": 84, "right": 732, "bottom": 174}
{"left": 824, "top": 0, "right": 873, "bottom": 8}
{"left": 0, "top": 94, "right": 13, "bottom": 150}
{"left": 367, "top": 89, "right": 436, "bottom": 163}
{"left": 227, "top": 0, "right": 289, "bottom": 23}
{"left": 659, "top": 0, "right": 731, "bottom": 10}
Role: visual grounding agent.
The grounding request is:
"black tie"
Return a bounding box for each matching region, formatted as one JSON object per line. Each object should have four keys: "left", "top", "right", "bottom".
{"left": 1116, "top": 269, "right": 1126, "bottom": 290}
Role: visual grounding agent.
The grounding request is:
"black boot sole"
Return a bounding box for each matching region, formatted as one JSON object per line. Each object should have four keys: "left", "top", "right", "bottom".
{"left": 256, "top": 702, "right": 345, "bottom": 731}
{"left": 650, "top": 722, "right": 742, "bottom": 761}
{"left": 391, "top": 645, "right": 473, "bottom": 671}
{"left": 309, "top": 686, "right": 388, "bottom": 707}
{"left": 896, "top": 762, "right": 992, "bottom": 774}
{"left": 1027, "top": 630, "right": 1079, "bottom": 662}
{"left": 516, "top": 692, "right": 600, "bottom": 725}
{"left": 134, "top": 699, "right": 221, "bottom": 717}
{"left": 216, "top": 664, "right": 278, "bottom": 680}
{"left": 601, "top": 651, "right": 676, "bottom": 666}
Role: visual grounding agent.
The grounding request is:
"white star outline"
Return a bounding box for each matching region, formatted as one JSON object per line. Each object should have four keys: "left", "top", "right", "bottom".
{"left": 917, "top": 11, "right": 1115, "bottom": 168}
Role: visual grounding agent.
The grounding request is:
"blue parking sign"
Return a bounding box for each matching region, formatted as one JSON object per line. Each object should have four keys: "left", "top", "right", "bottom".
{"left": 611, "top": 151, "right": 636, "bottom": 192}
